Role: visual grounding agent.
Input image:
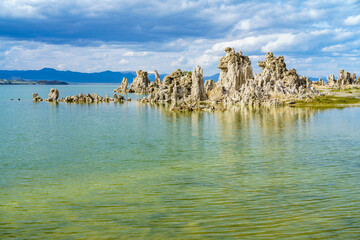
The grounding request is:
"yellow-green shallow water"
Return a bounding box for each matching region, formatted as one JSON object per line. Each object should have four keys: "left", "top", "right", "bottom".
{"left": 1, "top": 85, "right": 360, "bottom": 239}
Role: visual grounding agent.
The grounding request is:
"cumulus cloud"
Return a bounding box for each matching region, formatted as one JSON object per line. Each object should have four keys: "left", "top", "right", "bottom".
{"left": 118, "top": 59, "right": 129, "bottom": 65}
{"left": 0, "top": 38, "right": 213, "bottom": 73}
{"left": 0, "top": 0, "right": 42, "bottom": 18}
{"left": 208, "top": 33, "right": 308, "bottom": 54}
{"left": 123, "top": 51, "right": 148, "bottom": 57}
{"left": 344, "top": 14, "right": 360, "bottom": 25}
{"left": 0, "top": 0, "right": 359, "bottom": 77}
{"left": 260, "top": 34, "right": 298, "bottom": 53}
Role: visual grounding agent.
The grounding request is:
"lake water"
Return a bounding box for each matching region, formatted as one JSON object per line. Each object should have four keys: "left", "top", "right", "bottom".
{"left": 1, "top": 85, "right": 360, "bottom": 239}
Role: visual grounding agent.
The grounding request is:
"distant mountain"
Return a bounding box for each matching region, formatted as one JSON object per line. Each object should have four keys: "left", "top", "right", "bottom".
{"left": 204, "top": 73, "right": 219, "bottom": 81}
{"left": 309, "top": 77, "right": 327, "bottom": 82}
{"left": 204, "top": 73, "right": 322, "bottom": 82}
{"left": 0, "top": 68, "right": 166, "bottom": 83}
{"left": 0, "top": 68, "right": 221, "bottom": 84}
{"left": 2, "top": 68, "right": 322, "bottom": 84}
{"left": 0, "top": 79, "right": 68, "bottom": 85}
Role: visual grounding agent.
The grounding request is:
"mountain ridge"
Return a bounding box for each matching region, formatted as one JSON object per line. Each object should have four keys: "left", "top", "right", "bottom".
{"left": 0, "top": 68, "right": 321, "bottom": 83}
{"left": 0, "top": 68, "right": 221, "bottom": 83}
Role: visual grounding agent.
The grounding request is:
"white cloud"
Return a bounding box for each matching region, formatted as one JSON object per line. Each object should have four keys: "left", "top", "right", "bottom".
{"left": 0, "top": 0, "right": 231, "bottom": 19}
{"left": 0, "top": 38, "right": 214, "bottom": 74}
{"left": 123, "top": 51, "right": 148, "bottom": 57}
{"left": 171, "top": 56, "right": 187, "bottom": 67}
{"left": 312, "top": 21, "right": 331, "bottom": 29}
{"left": 260, "top": 34, "right": 297, "bottom": 52}
{"left": 322, "top": 44, "right": 346, "bottom": 52}
{"left": 0, "top": 0, "right": 360, "bottom": 78}
{"left": 190, "top": 54, "right": 220, "bottom": 68}
{"left": 310, "top": 29, "right": 331, "bottom": 35}
{"left": 0, "top": 0, "right": 139, "bottom": 18}
{"left": 344, "top": 14, "right": 360, "bottom": 25}
{"left": 208, "top": 33, "right": 300, "bottom": 54}
{"left": 118, "top": 59, "right": 129, "bottom": 65}
{"left": 0, "top": 0, "right": 42, "bottom": 18}
{"left": 57, "top": 64, "right": 66, "bottom": 70}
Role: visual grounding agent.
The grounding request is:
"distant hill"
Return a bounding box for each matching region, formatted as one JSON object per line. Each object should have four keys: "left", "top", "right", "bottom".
{"left": 0, "top": 68, "right": 166, "bottom": 83}
{"left": 204, "top": 73, "right": 219, "bottom": 81}
{"left": 0, "top": 79, "right": 68, "bottom": 85}
{"left": 0, "top": 68, "right": 222, "bottom": 84}
{"left": 0, "top": 68, "right": 322, "bottom": 84}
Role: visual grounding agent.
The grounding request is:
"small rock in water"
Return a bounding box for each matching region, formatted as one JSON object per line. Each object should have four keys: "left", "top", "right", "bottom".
{"left": 47, "top": 88, "right": 59, "bottom": 102}
{"left": 114, "top": 77, "right": 129, "bottom": 93}
{"left": 32, "top": 93, "right": 43, "bottom": 102}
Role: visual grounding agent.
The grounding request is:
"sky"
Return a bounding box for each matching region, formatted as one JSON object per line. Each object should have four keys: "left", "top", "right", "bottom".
{"left": 0, "top": 0, "right": 359, "bottom": 77}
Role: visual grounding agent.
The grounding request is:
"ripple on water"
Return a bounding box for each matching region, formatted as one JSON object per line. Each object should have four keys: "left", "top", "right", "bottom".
{"left": 1, "top": 86, "right": 360, "bottom": 239}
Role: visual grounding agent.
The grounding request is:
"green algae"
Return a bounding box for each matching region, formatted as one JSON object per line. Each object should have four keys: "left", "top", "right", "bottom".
{"left": 293, "top": 95, "right": 360, "bottom": 107}
{"left": 330, "top": 87, "right": 360, "bottom": 93}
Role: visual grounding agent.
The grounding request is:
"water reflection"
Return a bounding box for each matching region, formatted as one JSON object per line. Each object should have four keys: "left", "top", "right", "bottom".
{"left": 2, "top": 96, "right": 360, "bottom": 239}
{"left": 216, "top": 106, "right": 327, "bottom": 132}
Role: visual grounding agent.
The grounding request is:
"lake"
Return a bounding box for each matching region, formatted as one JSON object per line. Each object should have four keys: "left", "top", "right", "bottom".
{"left": 1, "top": 85, "right": 360, "bottom": 239}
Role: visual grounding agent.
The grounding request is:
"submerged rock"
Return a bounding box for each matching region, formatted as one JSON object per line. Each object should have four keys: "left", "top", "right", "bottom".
{"left": 32, "top": 93, "right": 43, "bottom": 102}
{"left": 33, "top": 89, "right": 125, "bottom": 104}
{"left": 59, "top": 92, "right": 122, "bottom": 103}
{"left": 113, "top": 93, "right": 125, "bottom": 102}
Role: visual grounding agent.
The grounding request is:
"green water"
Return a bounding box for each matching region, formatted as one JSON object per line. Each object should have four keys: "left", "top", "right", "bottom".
{"left": 1, "top": 85, "right": 360, "bottom": 239}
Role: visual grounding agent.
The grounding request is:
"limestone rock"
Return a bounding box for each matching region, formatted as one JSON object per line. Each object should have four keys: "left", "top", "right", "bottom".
{"left": 129, "top": 70, "right": 150, "bottom": 93}
{"left": 191, "top": 66, "right": 207, "bottom": 101}
{"left": 56, "top": 91, "right": 122, "bottom": 103}
{"left": 233, "top": 51, "right": 321, "bottom": 106}
{"left": 170, "top": 82, "right": 178, "bottom": 109}
{"left": 207, "top": 86, "right": 225, "bottom": 101}
{"left": 351, "top": 73, "right": 357, "bottom": 82}
{"left": 313, "top": 78, "right": 325, "bottom": 86}
{"left": 113, "top": 93, "right": 125, "bottom": 102}
{"left": 338, "top": 69, "right": 352, "bottom": 86}
{"left": 142, "top": 48, "right": 322, "bottom": 110}
{"left": 146, "top": 49, "right": 321, "bottom": 110}
{"left": 114, "top": 77, "right": 128, "bottom": 93}
{"left": 330, "top": 70, "right": 358, "bottom": 87}
{"left": 146, "top": 69, "right": 192, "bottom": 103}
{"left": 216, "top": 47, "right": 253, "bottom": 94}
{"left": 47, "top": 88, "right": 59, "bottom": 102}
{"left": 32, "top": 93, "right": 43, "bottom": 102}
{"left": 162, "top": 69, "right": 183, "bottom": 87}
{"left": 204, "top": 79, "right": 216, "bottom": 93}
{"left": 327, "top": 74, "right": 336, "bottom": 87}
{"left": 154, "top": 70, "right": 161, "bottom": 86}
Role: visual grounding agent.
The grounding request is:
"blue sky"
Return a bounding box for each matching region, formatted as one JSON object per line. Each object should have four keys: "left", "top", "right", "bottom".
{"left": 0, "top": 0, "right": 359, "bottom": 77}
